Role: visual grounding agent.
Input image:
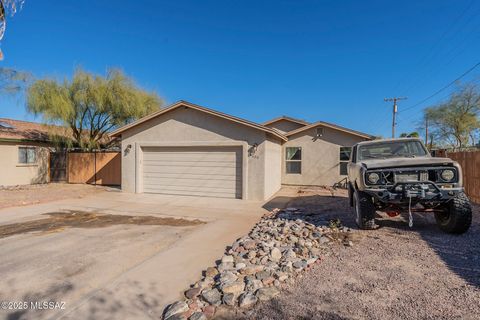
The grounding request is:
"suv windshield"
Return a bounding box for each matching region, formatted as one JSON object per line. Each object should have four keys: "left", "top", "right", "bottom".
{"left": 357, "top": 140, "right": 428, "bottom": 160}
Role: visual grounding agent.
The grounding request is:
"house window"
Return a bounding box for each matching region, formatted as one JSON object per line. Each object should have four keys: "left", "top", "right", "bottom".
{"left": 18, "top": 146, "right": 37, "bottom": 164}
{"left": 340, "top": 146, "right": 351, "bottom": 175}
{"left": 286, "top": 147, "right": 302, "bottom": 174}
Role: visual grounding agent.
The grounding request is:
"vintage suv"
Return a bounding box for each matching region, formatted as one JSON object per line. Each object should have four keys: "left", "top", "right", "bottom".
{"left": 347, "top": 138, "right": 472, "bottom": 234}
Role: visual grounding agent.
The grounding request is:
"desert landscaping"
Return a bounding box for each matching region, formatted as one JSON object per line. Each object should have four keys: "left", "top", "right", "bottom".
{"left": 162, "top": 187, "right": 480, "bottom": 320}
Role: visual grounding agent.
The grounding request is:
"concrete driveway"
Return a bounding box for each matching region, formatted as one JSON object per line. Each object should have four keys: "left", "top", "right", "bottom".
{"left": 0, "top": 189, "right": 267, "bottom": 320}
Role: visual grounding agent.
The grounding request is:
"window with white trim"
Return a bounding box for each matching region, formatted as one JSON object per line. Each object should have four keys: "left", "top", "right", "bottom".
{"left": 286, "top": 147, "right": 302, "bottom": 174}
{"left": 339, "top": 146, "right": 351, "bottom": 175}
{"left": 18, "top": 146, "right": 37, "bottom": 164}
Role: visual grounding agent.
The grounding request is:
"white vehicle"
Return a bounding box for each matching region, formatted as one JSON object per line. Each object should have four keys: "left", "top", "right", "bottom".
{"left": 347, "top": 138, "right": 472, "bottom": 234}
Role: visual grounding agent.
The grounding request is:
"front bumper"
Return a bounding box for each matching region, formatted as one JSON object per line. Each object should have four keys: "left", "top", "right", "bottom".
{"left": 364, "top": 181, "right": 463, "bottom": 204}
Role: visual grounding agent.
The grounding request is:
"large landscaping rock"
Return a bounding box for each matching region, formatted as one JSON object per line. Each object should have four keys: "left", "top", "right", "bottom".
{"left": 164, "top": 301, "right": 189, "bottom": 320}
{"left": 189, "top": 312, "right": 207, "bottom": 320}
{"left": 239, "top": 292, "right": 258, "bottom": 308}
{"left": 201, "top": 288, "right": 222, "bottom": 305}
{"left": 205, "top": 267, "right": 218, "bottom": 278}
{"left": 220, "top": 281, "right": 245, "bottom": 295}
{"left": 222, "top": 293, "right": 237, "bottom": 306}
{"left": 185, "top": 287, "right": 202, "bottom": 299}
{"left": 255, "top": 287, "right": 280, "bottom": 301}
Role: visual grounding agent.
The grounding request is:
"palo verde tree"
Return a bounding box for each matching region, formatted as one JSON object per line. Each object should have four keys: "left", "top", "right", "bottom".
{"left": 422, "top": 83, "right": 480, "bottom": 149}
{"left": 27, "top": 68, "right": 163, "bottom": 149}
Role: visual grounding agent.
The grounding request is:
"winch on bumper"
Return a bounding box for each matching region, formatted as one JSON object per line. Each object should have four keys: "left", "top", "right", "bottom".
{"left": 364, "top": 182, "right": 463, "bottom": 204}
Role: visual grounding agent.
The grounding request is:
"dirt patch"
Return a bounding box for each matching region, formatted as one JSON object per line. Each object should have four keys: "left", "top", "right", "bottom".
{"left": 245, "top": 186, "right": 480, "bottom": 320}
{"left": 0, "top": 183, "right": 112, "bottom": 210}
{"left": 0, "top": 210, "right": 205, "bottom": 239}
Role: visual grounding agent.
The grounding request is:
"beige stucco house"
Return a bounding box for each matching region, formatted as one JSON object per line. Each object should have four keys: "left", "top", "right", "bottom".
{"left": 111, "top": 101, "right": 373, "bottom": 201}
{"left": 0, "top": 118, "right": 52, "bottom": 187}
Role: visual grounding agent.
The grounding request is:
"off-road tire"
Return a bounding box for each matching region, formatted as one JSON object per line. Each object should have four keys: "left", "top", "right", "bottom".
{"left": 434, "top": 192, "right": 472, "bottom": 234}
{"left": 353, "top": 189, "right": 377, "bottom": 229}
{"left": 348, "top": 183, "right": 354, "bottom": 207}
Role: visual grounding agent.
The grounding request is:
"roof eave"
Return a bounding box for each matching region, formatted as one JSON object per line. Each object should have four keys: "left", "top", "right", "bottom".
{"left": 110, "top": 101, "right": 288, "bottom": 141}
{"left": 285, "top": 122, "right": 373, "bottom": 140}
{"left": 0, "top": 137, "right": 52, "bottom": 144}
{"left": 263, "top": 116, "right": 309, "bottom": 126}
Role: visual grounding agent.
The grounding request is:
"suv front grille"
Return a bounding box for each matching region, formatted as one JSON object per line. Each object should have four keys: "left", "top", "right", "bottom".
{"left": 365, "top": 166, "right": 457, "bottom": 186}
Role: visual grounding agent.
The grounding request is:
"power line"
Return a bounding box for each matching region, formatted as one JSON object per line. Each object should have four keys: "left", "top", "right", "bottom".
{"left": 391, "top": 0, "right": 476, "bottom": 96}
{"left": 398, "top": 76, "right": 480, "bottom": 122}
{"left": 399, "top": 15, "right": 480, "bottom": 97}
{"left": 396, "top": 91, "right": 452, "bottom": 125}
{"left": 400, "top": 61, "right": 480, "bottom": 113}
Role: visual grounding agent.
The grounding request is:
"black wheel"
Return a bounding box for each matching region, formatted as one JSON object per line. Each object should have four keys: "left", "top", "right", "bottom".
{"left": 353, "top": 189, "right": 377, "bottom": 229}
{"left": 348, "top": 183, "right": 354, "bottom": 207}
{"left": 434, "top": 192, "right": 472, "bottom": 234}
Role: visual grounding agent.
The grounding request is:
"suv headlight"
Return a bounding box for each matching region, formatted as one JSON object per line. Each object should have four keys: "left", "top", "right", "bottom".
{"left": 367, "top": 172, "right": 380, "bottom": 184}
{"left": 440, "top": 169, "right": 455, "bottom": 182}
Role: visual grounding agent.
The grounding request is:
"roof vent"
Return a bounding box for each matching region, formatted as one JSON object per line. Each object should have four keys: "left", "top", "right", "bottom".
{"left": 316, "top": 127, "right": 324, "bottom": 137}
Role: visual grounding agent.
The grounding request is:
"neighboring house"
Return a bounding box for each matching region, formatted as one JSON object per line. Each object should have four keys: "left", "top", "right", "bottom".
{"left": 111, "top": 101, "right": 373, "bottom": 201}
{"left": 0, "top": 118, "right": 67, "bottom": 187}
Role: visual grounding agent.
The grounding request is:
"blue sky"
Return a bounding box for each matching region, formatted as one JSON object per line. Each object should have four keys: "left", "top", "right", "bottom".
{"left": 1, "top": 0, "right": 480, "bottom": 138}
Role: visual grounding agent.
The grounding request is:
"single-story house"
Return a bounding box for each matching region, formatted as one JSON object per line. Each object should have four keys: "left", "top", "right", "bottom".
{"left": 111, "top": 101, "right": 373, "bottom": 201}
{"left": 0, "top": 118, "right": 55, "bottom": 186}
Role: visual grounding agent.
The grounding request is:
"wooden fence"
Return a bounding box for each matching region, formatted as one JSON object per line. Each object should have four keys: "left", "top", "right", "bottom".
{"left": 446, "top": 151, "right": 480, "bottom": 204}
{"left": 67, "top": 151, "right": 121, "bottom": 186}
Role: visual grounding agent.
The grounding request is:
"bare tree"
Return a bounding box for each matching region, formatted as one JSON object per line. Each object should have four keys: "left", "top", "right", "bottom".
{"left": 422, "top": 83, "right": 480, "bottom": 150}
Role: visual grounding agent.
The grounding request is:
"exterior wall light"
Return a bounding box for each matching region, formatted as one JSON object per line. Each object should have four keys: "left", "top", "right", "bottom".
{"left": 124, "top": 144, "right": 132, "bottom": 156}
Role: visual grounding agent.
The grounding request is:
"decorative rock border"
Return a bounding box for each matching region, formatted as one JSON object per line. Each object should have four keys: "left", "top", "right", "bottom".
{"left": 163, "top": 207, "right": 353, "bottom": 320}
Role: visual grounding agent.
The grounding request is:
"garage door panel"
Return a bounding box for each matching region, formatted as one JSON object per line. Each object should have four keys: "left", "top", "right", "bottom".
{"left": 143, "top": 165, "right": 239, "bottom": 176}
{"left": 142, "top": 187, "right": 237, "bottom": 198}
{"left": 143, "top": 172, "right": 237, "bottom": 179}
{"left": 143, "top": 183, "right": 238, "bottom": 193}
{"left": 143, "top": 177, "right": 241, "bottom": 189}
{"left": 143, "top": 161, "right": 237, "bottom": 169}
{"left": 141, "top": 146, "right": 242, "bottom": 199}
{"left": 144, "top": 152, "right": 237, "bottom": 162}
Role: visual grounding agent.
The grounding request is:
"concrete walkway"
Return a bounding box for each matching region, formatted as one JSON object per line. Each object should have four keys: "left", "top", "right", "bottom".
{"left": 0, "top": 190, "right": 268, "bottom": 320}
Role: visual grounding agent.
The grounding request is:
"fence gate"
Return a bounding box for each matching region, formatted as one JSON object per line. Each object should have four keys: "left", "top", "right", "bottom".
{"left": 50, "top": 151, "right": 67, "bottom": 182}
{"left": 67, "top": 151, "right": 121, "bottom": 186}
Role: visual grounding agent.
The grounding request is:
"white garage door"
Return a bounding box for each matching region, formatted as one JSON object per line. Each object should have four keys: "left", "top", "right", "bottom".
{"left": 142, "top": 146, "right": 242, "bottom": 199}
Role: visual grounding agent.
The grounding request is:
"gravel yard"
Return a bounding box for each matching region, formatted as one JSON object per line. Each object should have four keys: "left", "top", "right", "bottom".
{"left": 246, "top": 187, "right": 480, "bottom": 320}
{"left": 163, "top": 191, "right": 354, "bottom": 320}
{"left": 0, "top": 183, "right": 113, "bottom": 209}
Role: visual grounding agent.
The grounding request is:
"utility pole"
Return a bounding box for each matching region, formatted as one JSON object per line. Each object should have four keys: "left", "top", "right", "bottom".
{"left": 384, "top": 97, "right": 407, "bottom": 138}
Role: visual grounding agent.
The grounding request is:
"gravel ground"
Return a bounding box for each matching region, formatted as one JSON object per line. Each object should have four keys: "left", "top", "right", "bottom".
{"left": 0, "top": 183, "right": 114, "bottom": 209}
{"left": 246, "top": 187, "right": 480, "bottom": 320}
